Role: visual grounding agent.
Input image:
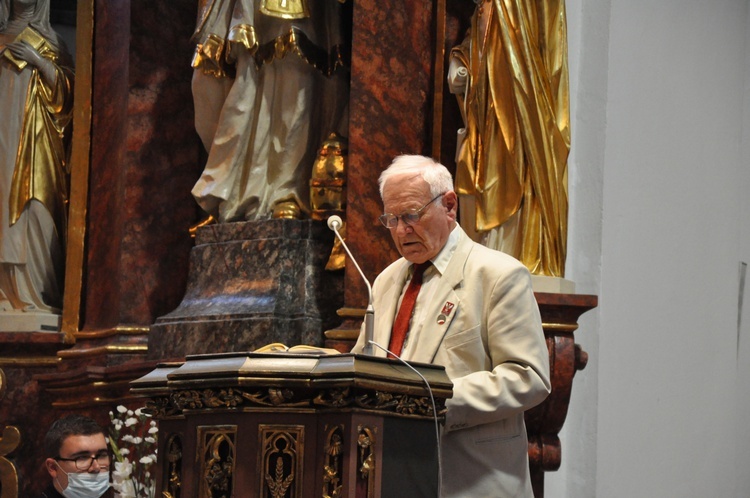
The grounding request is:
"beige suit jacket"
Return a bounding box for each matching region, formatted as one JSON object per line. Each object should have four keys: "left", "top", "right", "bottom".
{"left": 353, "top": 227, "right": 551, "bottom": 497}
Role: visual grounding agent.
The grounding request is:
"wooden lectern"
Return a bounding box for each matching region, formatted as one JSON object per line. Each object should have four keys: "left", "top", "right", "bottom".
{"left": 131, "top": 352, "right": 453, "bottom": 498}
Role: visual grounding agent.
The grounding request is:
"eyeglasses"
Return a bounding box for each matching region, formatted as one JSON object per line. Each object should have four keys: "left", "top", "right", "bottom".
{"left": 379, "top": 193, "right": 445, "bottom": 229}
{"left": 56, "top": 452, "right": 110, "bottom": 471}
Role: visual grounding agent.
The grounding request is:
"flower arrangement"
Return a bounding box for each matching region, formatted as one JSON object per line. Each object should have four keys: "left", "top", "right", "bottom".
{"left": 108, "top": 405, "right": 158, "bottom": 498}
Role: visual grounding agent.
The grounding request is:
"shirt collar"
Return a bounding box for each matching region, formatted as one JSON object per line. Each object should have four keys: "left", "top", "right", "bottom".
{"left": 420, "top": 224, "right": 459, "bottom": 276}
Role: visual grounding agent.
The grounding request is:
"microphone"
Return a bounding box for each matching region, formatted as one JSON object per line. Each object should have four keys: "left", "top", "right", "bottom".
{"left": 327, "top": 215, "right": 375, "bottom": 356}
{"left": 368, "top": 340, "right": 442, "bottom": 497}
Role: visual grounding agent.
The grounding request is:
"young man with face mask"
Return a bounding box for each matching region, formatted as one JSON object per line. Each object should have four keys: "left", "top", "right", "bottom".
{"left": 41, "top": 414, "right": 112, "bottom": 498}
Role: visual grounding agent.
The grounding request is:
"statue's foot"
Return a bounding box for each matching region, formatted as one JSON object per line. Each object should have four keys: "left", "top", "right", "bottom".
{"left": 189, "top": 215, "right": 216, "bottom": 237}
{"left": 272, "top": 200, "right": 303, "bottom": 220}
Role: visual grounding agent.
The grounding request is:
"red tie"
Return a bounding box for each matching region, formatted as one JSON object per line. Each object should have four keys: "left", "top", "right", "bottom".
{"left": 388, "top": 262, "right": 430, "bottom": 357}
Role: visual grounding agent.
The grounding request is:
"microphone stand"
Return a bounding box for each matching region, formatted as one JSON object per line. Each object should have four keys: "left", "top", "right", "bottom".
{"left": 327, "top": 216, "right": 375, "bottom": 356}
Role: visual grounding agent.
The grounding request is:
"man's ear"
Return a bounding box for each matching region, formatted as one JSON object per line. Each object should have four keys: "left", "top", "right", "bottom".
{"left": 45, "top": 457, "right": 59, "bottom": 478}
{"left": 444, "top": 191, "right": 458, "bottom": 217}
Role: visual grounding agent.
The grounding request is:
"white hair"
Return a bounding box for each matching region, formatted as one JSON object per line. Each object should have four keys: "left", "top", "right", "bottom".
{"left": 378, "top": 154, "right": 454, "bottom": 199}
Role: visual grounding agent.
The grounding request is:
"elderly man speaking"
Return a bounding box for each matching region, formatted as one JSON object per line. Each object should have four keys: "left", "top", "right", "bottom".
{"left": 352, "top": 154, "right": 551, "bottom": 497}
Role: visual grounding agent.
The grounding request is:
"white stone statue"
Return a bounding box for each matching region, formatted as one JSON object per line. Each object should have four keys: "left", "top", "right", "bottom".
{"left": 190, "top": 0, "right": 349, "bottom": 222}
{"left": 0, "top": 0, "right": 74, "bottom": 326}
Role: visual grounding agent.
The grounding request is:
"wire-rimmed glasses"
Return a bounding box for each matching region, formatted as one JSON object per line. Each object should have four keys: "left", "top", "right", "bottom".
{"left": 378, "top": 193, "right": 445, "bottom": 229}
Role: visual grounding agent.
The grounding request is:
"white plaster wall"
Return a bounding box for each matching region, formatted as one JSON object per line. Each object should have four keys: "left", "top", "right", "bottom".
{"left": 546, "top": 1, "right": 750, "bottom": 496}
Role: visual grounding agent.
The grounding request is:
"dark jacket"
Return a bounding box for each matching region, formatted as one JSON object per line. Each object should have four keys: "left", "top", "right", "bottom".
{"left": 39, "top": 484, "right": 63, "bottom": 498}
{"left": 39, "top": 484, "right": 113, "bottom": 498}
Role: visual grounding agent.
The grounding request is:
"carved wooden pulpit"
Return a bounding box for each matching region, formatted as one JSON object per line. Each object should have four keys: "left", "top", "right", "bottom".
{"left": 131, "top": 352, "right": 452, "bottom": 498}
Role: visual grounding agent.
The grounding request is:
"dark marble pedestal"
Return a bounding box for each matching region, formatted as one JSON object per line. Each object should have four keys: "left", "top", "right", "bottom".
{"left": 148, "top": 219, "right": 344, "bottom": 360}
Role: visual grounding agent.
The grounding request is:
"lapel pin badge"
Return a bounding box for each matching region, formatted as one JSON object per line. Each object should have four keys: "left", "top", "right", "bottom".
{"left": 441, "top": 301, "right": 455, "bottom": 316}
{"left": 437, "top": 314, "right": 446, "bottom": 325}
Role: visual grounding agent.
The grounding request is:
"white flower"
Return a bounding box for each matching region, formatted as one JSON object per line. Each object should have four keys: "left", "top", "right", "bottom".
{"left": 112, "top": 477, "right": 136, "bottom": 498}
{"left": 109, "top": 405, "right": 158, "bottom": 498}
{"left": 113, "top": 458, "right": 133, "bottom": 478}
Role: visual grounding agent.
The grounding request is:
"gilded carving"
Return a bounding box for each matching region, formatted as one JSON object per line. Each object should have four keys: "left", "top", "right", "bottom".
{"left": 313, "top": 387, "right": 351, "bottom": 408}
{"left": 162, "top": 434, "right": 182, "bottom": 498}
{"left": 0, "top": 368, "right": 20, "bottom": 498}
{"left": 259, "top": 425, "right": 304, "bottom": 498}
{"left": 198, "top": 426, "right": 236, "bottom": 498}
{"left": 0, "top": 426, "right": 21, "bottom": 498}
{"left": 322, "top": 425, "right": 344, "bottom": 498}
{"left": 147, "top": 386, "right": 446, "bottom": 421}
{"left": 146, "top": 396, "right": 181, "bottom": 419}
{"left": 355, "top": 391, "right": 445, "bottom": 418}
{"left": 356, "top": 425, "right": 376, "bottom": 498}
{"left": 172, "top": 387, "right": 309, "bottom": 413}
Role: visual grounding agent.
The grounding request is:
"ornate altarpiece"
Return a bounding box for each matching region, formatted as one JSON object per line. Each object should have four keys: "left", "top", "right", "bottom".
{"left": 0, "top": 1, "right": 596, "bottom": 496}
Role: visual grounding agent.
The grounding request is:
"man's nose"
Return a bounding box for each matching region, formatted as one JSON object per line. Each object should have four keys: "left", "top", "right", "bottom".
{"left": 88, "top": 458, "right": 103, "bottom": 472}
{"left": 394, "top": 219, "right": 413, "bottom": 235}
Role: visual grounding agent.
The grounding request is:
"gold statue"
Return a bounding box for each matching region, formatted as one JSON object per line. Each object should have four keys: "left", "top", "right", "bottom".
{"left": 310, "top": 133, "right": 347, "bottom": 217}
{"left": 310, "top": 133, "right": 347, "bottom": 270}
{"left": 448, "top": 0, "right": 570, "bottom": 277}
{"left": 0, "top": 0, "right": 74, "bottom": 314}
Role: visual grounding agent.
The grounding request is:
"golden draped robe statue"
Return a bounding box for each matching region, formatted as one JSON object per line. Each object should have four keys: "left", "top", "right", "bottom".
{"left": 0, "top": 0, "right": 74, "bottom": 313}
{"left": 449, "top": 0, "right": 570, "bottom": 277}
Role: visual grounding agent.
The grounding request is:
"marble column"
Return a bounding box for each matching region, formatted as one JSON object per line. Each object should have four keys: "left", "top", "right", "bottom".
{"left": 326, "top": 0, "right": 438, "bottom": 345}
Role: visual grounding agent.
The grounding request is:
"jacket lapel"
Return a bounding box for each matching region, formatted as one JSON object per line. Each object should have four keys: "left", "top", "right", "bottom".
{"left": 407, "top": 228, "right": 475, "bottom": 363}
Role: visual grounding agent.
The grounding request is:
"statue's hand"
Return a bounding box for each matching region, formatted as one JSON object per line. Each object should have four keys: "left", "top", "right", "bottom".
{"left": 5, "top": 40, "right": 44, "bottom": 68}
{"left": 447, "top": 57, "right": 468, "bottom": 95}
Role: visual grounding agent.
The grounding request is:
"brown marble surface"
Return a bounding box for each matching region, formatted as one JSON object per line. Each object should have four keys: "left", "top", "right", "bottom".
{"left": 345, "top": 0, "right": 437, "bottom": 308}
{"left": 83, "top": 0, "right": 200, "bottom": 330}
{"left": 149, "top": 220, "right": 344, "bottom": 360}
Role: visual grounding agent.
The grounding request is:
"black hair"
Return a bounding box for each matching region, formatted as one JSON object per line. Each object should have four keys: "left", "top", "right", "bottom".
{"left": 43, "top": 414, "right": 105, "bottom": 458}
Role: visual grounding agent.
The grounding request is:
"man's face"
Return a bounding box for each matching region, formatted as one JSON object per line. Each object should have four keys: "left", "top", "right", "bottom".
{"left": 45, "top": 433, "right": 109, "bottom": 492}
{"left": 382, "top": 175, "right": 457, "bottom": 264}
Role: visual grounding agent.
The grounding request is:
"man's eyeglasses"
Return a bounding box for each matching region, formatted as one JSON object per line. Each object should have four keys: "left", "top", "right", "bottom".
{"left": 56, "top": 452, "right": 110, "bottom": 471}
{"left": 379, "top": 193, "right": 445, "bottom": 229}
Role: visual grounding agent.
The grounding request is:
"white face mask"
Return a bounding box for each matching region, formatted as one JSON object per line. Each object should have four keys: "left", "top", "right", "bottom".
{"left": 56, "top": 464, "right": 110, "bottom": 498}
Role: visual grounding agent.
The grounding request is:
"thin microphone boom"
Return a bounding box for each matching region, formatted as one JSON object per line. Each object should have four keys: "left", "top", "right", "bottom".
{"left": 327, "top": 215, "right": 375, "bottom": 355}
{"left": 368, "top": 340, "right": 442, "bottom": 497}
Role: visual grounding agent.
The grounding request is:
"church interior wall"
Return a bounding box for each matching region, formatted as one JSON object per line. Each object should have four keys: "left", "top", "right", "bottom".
{"left": 548, "top": 0, "right": 750, "bottom": 496}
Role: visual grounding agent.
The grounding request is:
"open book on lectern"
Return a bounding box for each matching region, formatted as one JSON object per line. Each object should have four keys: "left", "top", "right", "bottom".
{"left": 253, "top": 343, "right": 342, "bottom": 355}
